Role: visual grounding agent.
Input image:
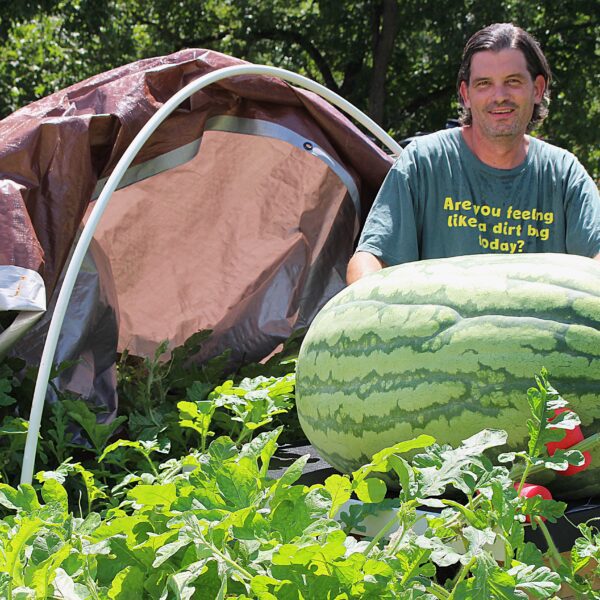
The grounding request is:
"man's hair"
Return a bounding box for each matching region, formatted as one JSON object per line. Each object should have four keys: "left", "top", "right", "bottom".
{"left": 457, "top": 23, "right": 552, "bottom": 131}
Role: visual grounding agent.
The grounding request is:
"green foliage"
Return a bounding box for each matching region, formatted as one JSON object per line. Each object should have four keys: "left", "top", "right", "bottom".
{"left": 2, "top": 341, "right": 600, "bottom": 598}
{"left": 0, "top": 0, "right": 597, "bottom": 177}
{"left": 208, "top": 374, "right": 295, "bottom": 445}
{"left": 0, "top": 359, "right": 32, "bottom": 483}
{"left": 0, "top": 367, "right": 598, "bottom": 597}
{"left": 115, "top": 331, "right": 232, "bottom": 450}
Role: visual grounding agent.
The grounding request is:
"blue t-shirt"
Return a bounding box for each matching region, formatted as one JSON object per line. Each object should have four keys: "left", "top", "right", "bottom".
{"left": 357, "top": 128, "right": 600, "bottom": 264}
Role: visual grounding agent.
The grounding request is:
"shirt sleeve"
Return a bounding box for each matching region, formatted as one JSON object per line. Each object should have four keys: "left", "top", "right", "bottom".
{"left": 356, "top": 151, "right": 420, "bottom": 266}
{"left": 564, "top": 161, "right": 600, "bottom": 258}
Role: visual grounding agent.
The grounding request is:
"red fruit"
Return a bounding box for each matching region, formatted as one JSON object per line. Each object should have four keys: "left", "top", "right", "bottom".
{"left": 514, "top": 483, "right": 553, "bottom": 523}
{"left": 545, "top": 408, "right": 592, "bottom": 475}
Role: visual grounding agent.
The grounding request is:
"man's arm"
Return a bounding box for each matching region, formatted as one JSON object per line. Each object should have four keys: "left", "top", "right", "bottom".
{"left": 594, "top": 253, "right": 600, "bottom": 262}
{"left": 346, "top": 251, "right": 387, "bottom": 285}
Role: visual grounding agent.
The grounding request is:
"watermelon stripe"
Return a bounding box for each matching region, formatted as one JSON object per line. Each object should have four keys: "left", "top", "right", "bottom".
{"left": 296, "top": 253, "right": 600, "bottom": 500}
{"left": 299, "top": 327, "right": 599, "bottom": 383}
{"left": 320, "top": 292, "right": 600, "bottom": 330}
{"left": 298, "top": 374, "right": 600, "bottom": 430}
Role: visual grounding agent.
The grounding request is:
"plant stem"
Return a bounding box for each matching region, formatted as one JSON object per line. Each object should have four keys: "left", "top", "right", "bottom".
{"left": 148, "top": 406, "right": 161, "bottom": 429}
{"left": 187, "top": 517, "right": 254, "bottom": 581}
{"left": 207, "top": 540, "right": 254, "bottom": 581}
{"left": 429, "top": 581, "right": 451, "bottom": 599}
{"left": 400, "top": 547, "right": 428, "bottom": 585}
{"left": 534, "top": 517, "right": 568, "bottom": 572}
{"left": 443, "top": 493, "right": 485, "bottom": 530}
{"left": 143, "top": 452, "right": 159, "bottom": 478}
{"left": 516, "top": 461, "right": 532, "bottom": 494}
{"left": 504, "top": 540, "right": 514, "bottom": 565}
{"left": 386, "top": 502, "right": 418, "bottom": 556}
{"left": 364, "top": 510, "right": 403, "bottom": 555}
{"left": 448, "top": 556, "right": 476, "bottom": 600}
{"left": 236, "top": 428, "right": 252, "bottom": 447}
{"left": 388, "top": 523, "right": 408, "bottom": 557}
{"left": 85, "top": 556, "right": 102, "bottom": 600}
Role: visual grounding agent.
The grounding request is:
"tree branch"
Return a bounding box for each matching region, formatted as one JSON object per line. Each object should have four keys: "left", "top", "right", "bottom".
{"left": 246, "top": 28, "right": 340, "bottom": 93}
{"left": 399, "top": 84, "right": 455, "bottom": 117}
{"left": 368, "top": 0, "right": 399, "bottom": 124}
{"left": 172, "top": 31, "right": 232, "bottom": 49}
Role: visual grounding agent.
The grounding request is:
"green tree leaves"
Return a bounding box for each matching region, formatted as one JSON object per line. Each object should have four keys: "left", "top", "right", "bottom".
{"left": 1, "top": 1, "right": 597, "bottom": 175}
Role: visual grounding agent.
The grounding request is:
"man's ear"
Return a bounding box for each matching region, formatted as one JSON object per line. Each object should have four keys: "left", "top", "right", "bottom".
{"left": 459, "top": 80, "right": 470, "bottom": 108}
{"left": 533, "top": 74, "right": 546, "bottom": 103}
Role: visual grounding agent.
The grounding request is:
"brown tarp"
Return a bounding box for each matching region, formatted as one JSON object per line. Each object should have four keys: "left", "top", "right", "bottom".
{"left": 1, "top": 49, "right": 393, "bottom": 375}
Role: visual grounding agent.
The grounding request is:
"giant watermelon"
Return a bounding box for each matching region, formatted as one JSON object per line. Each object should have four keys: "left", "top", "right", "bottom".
{"left": 295, "top": 253, "right": 600, "bottom": 500}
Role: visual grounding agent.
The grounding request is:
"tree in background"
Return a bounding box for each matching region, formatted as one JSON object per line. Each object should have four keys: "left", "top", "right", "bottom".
{"left": 0, "top": 0, "right": 597, "bottom": 177}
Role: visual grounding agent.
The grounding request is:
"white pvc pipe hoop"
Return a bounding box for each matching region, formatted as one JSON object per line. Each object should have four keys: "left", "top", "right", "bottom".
{"left": 20, "top": 64, "right": 402, "bottom": 485}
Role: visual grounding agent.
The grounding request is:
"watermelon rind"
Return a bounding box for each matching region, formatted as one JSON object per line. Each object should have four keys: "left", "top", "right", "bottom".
{"left": 295, "top": 253, "right": 600, "bottom": 500}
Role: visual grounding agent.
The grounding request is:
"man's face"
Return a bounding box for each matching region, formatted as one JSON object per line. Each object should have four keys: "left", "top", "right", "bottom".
{"left": 460, "top": 48, "right": 545, "bottom": 140}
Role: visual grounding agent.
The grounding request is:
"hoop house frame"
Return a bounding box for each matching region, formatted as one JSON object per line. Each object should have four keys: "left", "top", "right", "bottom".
{"left": 20, "top": 63, "right": 401, "bottom": 485}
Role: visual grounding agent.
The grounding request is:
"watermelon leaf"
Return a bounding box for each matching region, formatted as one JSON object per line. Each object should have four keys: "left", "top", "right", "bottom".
{"left": 526, "top": 370, "right": 576, "bottom": 458}
{"left": 414, "top": 534, "right": 462, "bottom": 567}
{"left": 0, "top": 483, "right": 41, "bottom": 512}
{"left": 354, "top": 477, "right": 387, "bottom": 504}
{"left": 501, "top": 448, "right": 587, "bottom": 473}
{"left": 392, "top": 540, "right": 436, "bottom": 585}
{"left": 414, "top": 429, "right": 509, "bottom": 496}
{"left": 0, "top": 377, "right": 16, "bottom": 407}
{"left": 521, "top": 496, "right": 566, "bottom": 525}
{"left": 353, "top": 434, "right": 435, "bottom": 480}
{"left": 508, "top": 563, "right": 562, "bottom": 598}
{"left": 324, "top": 474, "right": 352, "bottom": 518}
{"left": 570, "top": 523, "right": 600, "bottom": 575}
{"left": 453, "top": 554, "right": 527, "bottom": 599}
{"left": 388, "top": 454, "right": 418, "bottom": 502}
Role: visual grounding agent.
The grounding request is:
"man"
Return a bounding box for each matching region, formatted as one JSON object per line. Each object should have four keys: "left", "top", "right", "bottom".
{"left": 347, "top": 23, "right": 600, "bottom": 284}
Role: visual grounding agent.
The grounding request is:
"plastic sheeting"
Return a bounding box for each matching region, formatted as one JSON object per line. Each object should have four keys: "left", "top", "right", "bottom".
{"left": 0, "top": 267, "right": 46, "bottom": 359}
{"left": 10, "top": 240, "right": 119, "bottom": 417}
{"left": 89, "top": 125, "right": 358, "bottom": 363}
{"left": 0, "top": 48, "right": 393, "bottom": 408}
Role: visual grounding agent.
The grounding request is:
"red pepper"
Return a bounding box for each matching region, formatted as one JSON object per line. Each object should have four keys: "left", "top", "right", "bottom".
{"left": 514, "top": 483, "right": 552, "bottom": 523}
{"left": 545, "top": 408, "right": 592, "bottom": 475}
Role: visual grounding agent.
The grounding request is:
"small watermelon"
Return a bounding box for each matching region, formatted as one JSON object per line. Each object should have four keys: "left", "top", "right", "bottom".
{"left": 295, "top": 253, "right": 600, "bottom": 500}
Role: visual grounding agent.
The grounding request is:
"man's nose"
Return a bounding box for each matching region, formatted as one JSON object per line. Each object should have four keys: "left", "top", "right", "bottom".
{"left": 491, "top": 84, "right": 510, "bottom": 102}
